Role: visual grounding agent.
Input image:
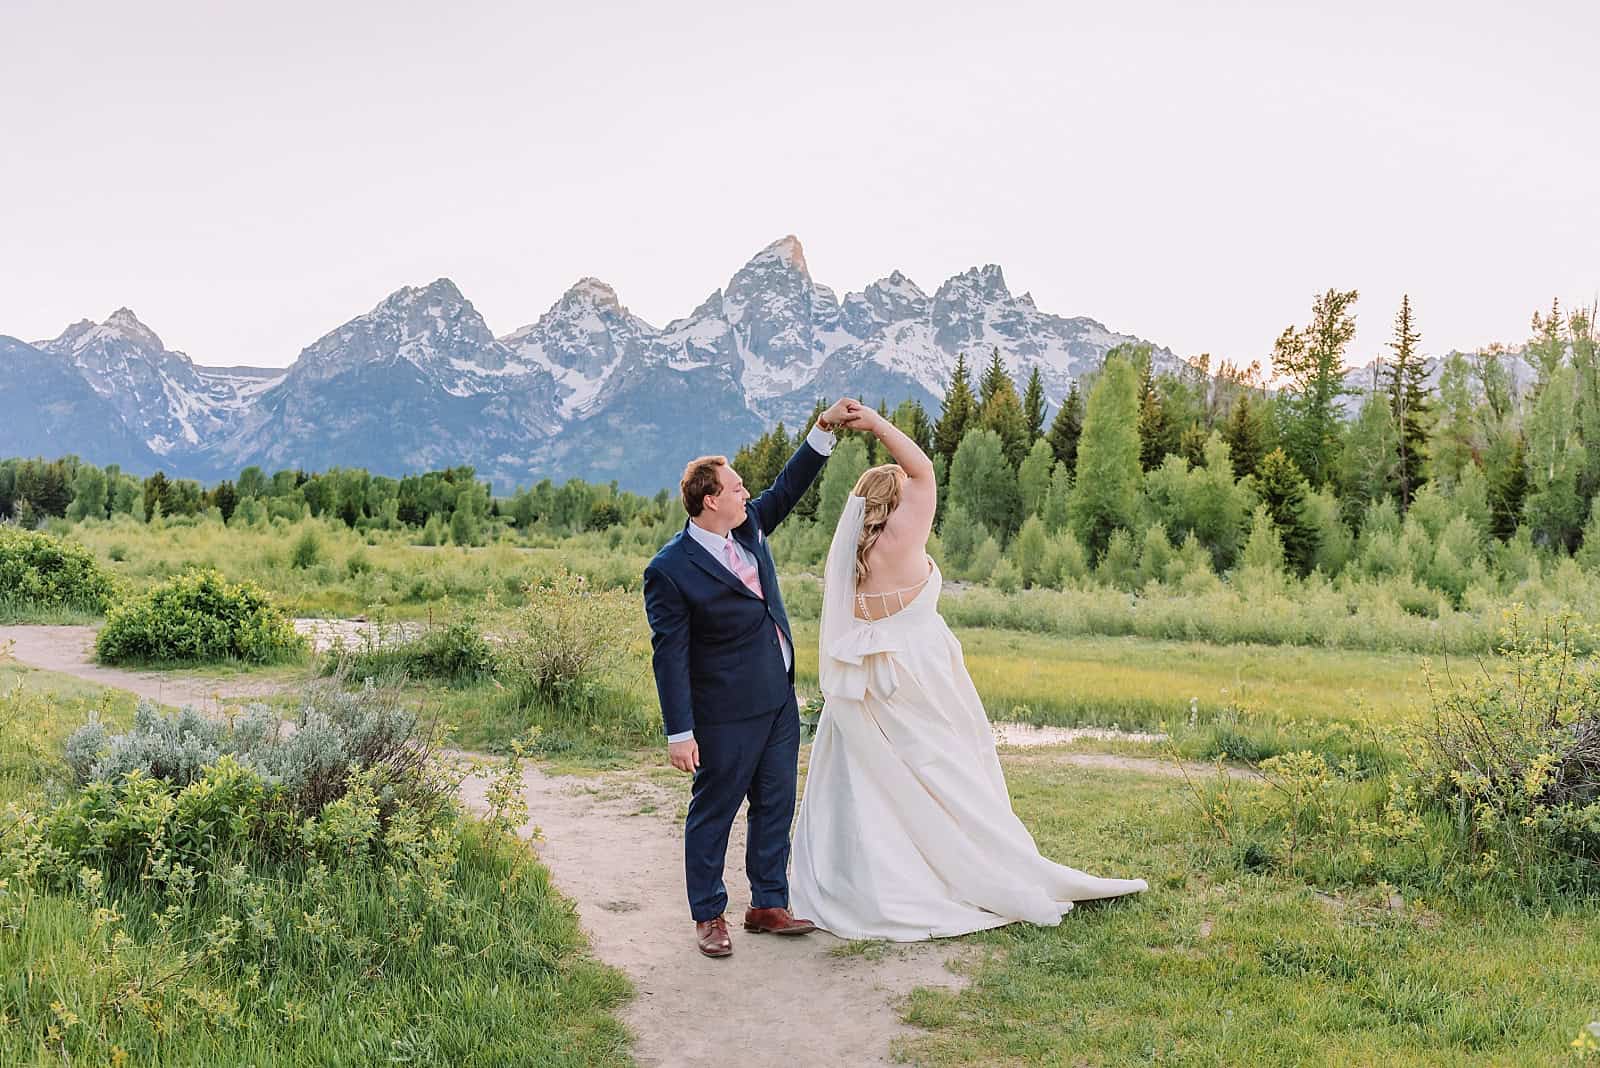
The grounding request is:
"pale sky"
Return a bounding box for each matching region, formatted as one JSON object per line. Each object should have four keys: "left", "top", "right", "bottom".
{"left": 3, "top": 0, "right": 1596, "bottom": 372}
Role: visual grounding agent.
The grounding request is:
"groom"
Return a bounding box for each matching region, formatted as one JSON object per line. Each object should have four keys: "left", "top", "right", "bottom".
{"left": 644, "top": 397, "right": 858, "bottom": 957}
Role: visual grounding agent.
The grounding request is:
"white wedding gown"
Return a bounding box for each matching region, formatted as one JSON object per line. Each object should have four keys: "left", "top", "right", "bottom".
{"left": 791, "top": 538, "right": 1147, "bottom": 941}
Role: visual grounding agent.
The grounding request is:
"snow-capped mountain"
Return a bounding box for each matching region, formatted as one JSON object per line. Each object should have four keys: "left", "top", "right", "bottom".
{"left": 7, "top": 236, "right": 1183, "bottom": 492}
{"left": 0, "top": 336, "right": 161, "bottom": 468}
{"left": 202, "top": 279, "right": 565, "bottom": 487}
{"left": 36, "top": 309, "right": 281, "bottom": 455}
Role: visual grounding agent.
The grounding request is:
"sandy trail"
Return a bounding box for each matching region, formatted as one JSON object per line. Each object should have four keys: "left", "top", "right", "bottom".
{"left": 1, "top": 622, "right": 1212, "bottom": 1066}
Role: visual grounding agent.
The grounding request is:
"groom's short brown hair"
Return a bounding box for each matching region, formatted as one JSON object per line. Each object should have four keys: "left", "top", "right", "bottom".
{"left": 681, "top": 456, "right": 728, "bottom": 517}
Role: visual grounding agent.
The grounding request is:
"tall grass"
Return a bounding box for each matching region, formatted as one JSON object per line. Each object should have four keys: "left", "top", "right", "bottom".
{"left": 0, "top": 670, "right": 632, "bottom": 1066}
{"left": 64, "top": 513, "right": 658, "bottom": 619}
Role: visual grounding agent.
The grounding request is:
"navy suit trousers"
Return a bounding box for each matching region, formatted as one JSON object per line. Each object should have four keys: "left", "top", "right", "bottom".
{"left": 684, "top": 693, "right": 801, "bottom": 922}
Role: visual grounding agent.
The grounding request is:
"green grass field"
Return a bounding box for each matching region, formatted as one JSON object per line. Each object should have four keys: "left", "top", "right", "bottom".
{"left": 896, "top": 761, "right": 1600, "bottom": 1067}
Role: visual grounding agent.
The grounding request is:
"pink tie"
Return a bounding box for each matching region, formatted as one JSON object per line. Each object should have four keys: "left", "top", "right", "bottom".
{"left": 724, "top": 537, "right": 763, "bottom": 598}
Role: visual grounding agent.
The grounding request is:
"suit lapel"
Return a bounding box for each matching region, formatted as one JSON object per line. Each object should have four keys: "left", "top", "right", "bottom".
{"left": 679, "top": 521, "right": 762, "bottom": 601}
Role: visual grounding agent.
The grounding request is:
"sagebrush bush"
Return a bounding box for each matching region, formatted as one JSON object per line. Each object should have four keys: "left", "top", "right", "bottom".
{"left": 94, "top": 567, "right": 307, "bottom": 664}
{"left": 65, "top": 680, "right": 444, "bottom": 827}
{"left": 0, "top": 525, "right": 117, "bottom": 613}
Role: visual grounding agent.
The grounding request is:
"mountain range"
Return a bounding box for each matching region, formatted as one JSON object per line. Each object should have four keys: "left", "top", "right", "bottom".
{"left": 26, "top": 236, "right": 1530, "bottom": 496}
{"left": 5, "top": 236, "right": 1190, "bottom": 492}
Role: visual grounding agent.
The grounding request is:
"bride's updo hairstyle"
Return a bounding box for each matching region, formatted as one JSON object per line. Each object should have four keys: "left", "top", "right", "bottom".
{"left": 851, "top": 464, "right": 905, "bottom": 581}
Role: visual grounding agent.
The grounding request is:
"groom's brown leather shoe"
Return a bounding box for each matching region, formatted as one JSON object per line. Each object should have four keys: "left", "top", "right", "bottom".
{"left": 696, "top": 915, "right": 733, "bottom": 957}
{"left": 743, "top": 906, "right": 817, "bottom": 935}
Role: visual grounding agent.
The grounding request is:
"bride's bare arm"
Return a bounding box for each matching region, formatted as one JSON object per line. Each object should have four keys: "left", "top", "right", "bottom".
{"left": 845, "top": 404, "right": 936, "bottom": 545}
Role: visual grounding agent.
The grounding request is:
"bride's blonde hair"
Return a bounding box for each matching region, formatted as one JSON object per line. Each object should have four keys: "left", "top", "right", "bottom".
{"left": 852, "top": 464, "right": 905, "bottom": 582}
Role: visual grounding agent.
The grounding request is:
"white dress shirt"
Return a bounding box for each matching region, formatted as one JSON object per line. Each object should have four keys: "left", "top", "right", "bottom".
{"left": 667, "top": 424, "right": 835, "bottom": 744}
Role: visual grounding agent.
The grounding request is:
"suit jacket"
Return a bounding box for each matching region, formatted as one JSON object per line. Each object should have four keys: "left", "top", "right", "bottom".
{"left": 642, "top": 440, "right": 829, "bottom": 737}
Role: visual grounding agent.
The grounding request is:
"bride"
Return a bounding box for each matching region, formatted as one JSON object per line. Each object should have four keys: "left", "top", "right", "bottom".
{"left": 790, "top": 402, "right": 1147, "bottom": 941}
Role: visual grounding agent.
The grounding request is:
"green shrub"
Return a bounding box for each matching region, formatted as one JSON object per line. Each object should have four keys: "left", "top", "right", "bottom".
{"left": 0, "top": 526, "right": 117, "bottom": 613}
{"left": 324, "top": 615, "right": 496, "bottom": 684}
{"left": 498, "top": 568, "right": 635, "bottom": 713}
{"left": 991, "top": 558, "right": 1021, "bottom": 594}
{"left": 290, "top": 525, "right": 323, "bottom": 569}
{"left": 1406, "top": 610, "right": 1600, "bottom": 886}
{"left": 967, "top": 536, "right": 1003, "bottom": 583}
{"left": 95, "top": 568, "right": 307, "bottom": 664}
{"left": 1096, "top": 528, "right": 1140, "bottom": 591}
{"left": 1186, "top": 610, "right": 1600, "bottom": 903}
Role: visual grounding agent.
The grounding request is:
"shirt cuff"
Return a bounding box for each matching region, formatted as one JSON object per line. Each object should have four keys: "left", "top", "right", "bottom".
{"left": 806, "top": 424, "right": 836, "bottom": 456}
{"left": 666, "top": 730, "right": 695, "bottom": 744}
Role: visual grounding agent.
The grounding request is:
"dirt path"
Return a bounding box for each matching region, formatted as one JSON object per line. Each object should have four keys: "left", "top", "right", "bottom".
{"left": 1, "top": 622, "right": 1216, "bottom": 1066}
{"left": 457, "top": 763, "right": 968, "bottom": 1067}
{"left": 0, "top": 625, "right": 291, "bottom": 710}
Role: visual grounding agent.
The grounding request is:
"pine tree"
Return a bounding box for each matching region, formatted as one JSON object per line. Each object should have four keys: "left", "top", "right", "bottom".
{"left": 1046, "top": 381, "right": 1084, "bottom": 472}
{"left": 1386, "top": 295, "right": 1431, "bottom": 509}
{"left": 934, "top": 353, "right": 978, "bottom": 464}
{"left": 1253, "top": 448, "right": 1320, "bottom": 576}
{"left": 980, "top": 383, "right": 1030, "bottom": 469}
{"left": 978, "top": 347, "right": 1009, "bottom": 406}
{"left": 1136, "top": 359, "right": 1175, "bottom": 471}
{"left": 891, "top": 399, "right": 935, "bottom": 457}
{"left": 210, "top": 479, "right": 239, "bottom": 524}
{"left": 1022, "top": 366, "right": 1046, "bottom": 443}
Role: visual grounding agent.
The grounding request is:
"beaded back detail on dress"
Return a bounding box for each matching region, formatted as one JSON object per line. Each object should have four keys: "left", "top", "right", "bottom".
{"left": 853, "top": 558, "right": 939, "bottom": 621}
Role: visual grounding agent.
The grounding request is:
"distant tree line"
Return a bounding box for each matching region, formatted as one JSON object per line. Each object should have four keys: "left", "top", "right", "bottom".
{"left": 734, "top": 293, "right": 1600, "bottom": 596}
{"left": 0, "top": 457, "right": 673, "bottom": 546}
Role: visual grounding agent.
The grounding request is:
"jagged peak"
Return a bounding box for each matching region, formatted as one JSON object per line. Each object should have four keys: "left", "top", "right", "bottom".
{"left": 935, "top": 264, "right": 1012, "bottom": 307}
{"left": 376, "top": 277, "right": 469, "bottom": 314}
{"left": 745, "top": 234, "right": 809, "bottom": 275}
{"left": 44, "top": 307, "right": 167, "bottom": 354}
{"left": 103, "top": 307, "right": 165, "bottom": 349}
{"left": 562, "top": 277, "right": 622, "bottom": 310}
{"left": 868, "top": 270, "right": 928, "bottom": 300}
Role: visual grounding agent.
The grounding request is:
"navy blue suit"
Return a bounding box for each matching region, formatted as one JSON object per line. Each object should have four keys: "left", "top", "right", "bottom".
{"left": 643, "top": 440, "right": 829, "bottom": 921}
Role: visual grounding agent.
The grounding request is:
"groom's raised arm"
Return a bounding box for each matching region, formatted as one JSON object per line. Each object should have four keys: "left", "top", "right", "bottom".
{"left": 643, "top": 564, "right": 695, "bottom": 738}
{"left": 750, "top": 422, "right": 835, "bottom": 536}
